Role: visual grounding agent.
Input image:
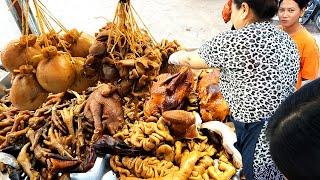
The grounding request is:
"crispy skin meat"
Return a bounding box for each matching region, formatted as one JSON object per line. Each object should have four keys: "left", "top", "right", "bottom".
{"left": 198, "top": 70, "right": 229, "bottom": 122}
{"left": 144, "top": 67, "right": 194, "bottom": 117}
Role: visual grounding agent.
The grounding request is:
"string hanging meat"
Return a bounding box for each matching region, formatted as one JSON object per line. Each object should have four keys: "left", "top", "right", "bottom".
{"left": 85, "top": 0, "right": 180, "bottom": 96}
{"left": 1, "top": 0, "right": 96, "bottom": 111}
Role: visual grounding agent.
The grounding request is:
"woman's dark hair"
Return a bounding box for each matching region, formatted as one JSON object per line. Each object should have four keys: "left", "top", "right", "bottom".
{"left": 233, "top": 0, "right": 279, "bottom": 20}
{"left": 267, "top": 78, "right": 320, "bottom": 179}
{"left": 279, "top": 0, "right": 310, "bottom": 9}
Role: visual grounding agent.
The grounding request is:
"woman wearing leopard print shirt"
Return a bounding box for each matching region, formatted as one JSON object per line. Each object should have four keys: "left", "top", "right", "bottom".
{"left": 202, "top": 78, "right": 320, "bottom": 179}
{"left": 169, "top": 0, "right": 300, "bottom": 179}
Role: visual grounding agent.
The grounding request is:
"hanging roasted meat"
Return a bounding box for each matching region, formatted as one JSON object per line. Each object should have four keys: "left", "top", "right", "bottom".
{"left": 144, "top": 67, "right": 194, "bottom": 118}
{"left": 84, "top": 0, "right": 181, "bottom": 96}
{"left": 10, "top": 65, "right": 48, "bottom": 110}
{"left": 63, "top": 29, "right": 94, "bottom": 58}
{"left": 1, "top": 35, "right": 42, "bottom": 72}
{"left": 36, "top": 46, "right": 76, "bottom": 93}
{"left": 198, "top": 70, "right": 229, "bottom": 122}
{"left": 70, "top": 57, "right": 98, "bottom": 93}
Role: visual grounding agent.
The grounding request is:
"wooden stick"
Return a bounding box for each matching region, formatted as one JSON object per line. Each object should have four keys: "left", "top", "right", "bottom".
{"left": 33, "top": 0, "right": 49, "bottom": 46}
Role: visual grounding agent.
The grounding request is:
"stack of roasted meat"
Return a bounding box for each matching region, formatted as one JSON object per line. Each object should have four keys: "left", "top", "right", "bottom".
{"left": 0, "top": 0, "right": 234, "bottom": 179}
{"left": 0, "top": 66, "right": 232, "bottom": 180}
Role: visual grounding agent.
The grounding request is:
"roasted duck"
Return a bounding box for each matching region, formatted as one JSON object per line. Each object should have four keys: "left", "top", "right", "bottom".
{"left": 144, "top": 67, "right": 194, "bottom": 118}
{"left": 198, "top": 70, "right": 229, "bottom": 122}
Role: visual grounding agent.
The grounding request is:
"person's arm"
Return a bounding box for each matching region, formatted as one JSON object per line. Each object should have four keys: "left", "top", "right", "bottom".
{"left": 168, "top": 49, "right": 209, "bottom": 69}
{"left": 169, "top": 32, "right": 229, "bottom": 69}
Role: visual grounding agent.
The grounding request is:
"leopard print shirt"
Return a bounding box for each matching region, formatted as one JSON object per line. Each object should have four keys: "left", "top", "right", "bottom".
{"left": 199, "top": 21, "right": 299, "bottom": 123}
{"left": 253, "top": 121, "right": 284, "bottom": 179}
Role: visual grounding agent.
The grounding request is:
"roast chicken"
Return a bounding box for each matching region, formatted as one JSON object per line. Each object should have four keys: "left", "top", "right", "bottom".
{"left": 198, "top": 70, "right": 229, "bottom": 122}
{"left": 144, "top": 67, "right": 194, "bottom": 118}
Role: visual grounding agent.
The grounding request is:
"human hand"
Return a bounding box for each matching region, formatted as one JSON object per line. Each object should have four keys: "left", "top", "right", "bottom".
{"left": 201, "top": 121, "right": 242, "bottom": 168}
{"left": 168, "top": 50, "right": 188, "bottom": 65}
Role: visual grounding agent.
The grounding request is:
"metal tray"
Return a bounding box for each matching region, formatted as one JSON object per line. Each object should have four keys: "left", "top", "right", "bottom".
{"left": 0, "top": 71, "right": 10, "bottom": 88}
{"left": 71, "top": 155, "right": 115, "bottom": 180}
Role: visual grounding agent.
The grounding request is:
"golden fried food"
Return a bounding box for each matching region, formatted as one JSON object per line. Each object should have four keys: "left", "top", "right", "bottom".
{"left": 156, "top": 144, "right": 175, "bottom": 162}
{"left": 114, "top": 118, "right": 173, "bottom": 151}
{"left": 110, "top": 156, "right": 178, "bottom": 178}
{"left": 206, "top": 153, "right": 237, "bottom": 180}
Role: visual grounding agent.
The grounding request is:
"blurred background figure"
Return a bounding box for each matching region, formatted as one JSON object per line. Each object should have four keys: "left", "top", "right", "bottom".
{"left": 278, "top": 0, "right": 320, "bottom": 89}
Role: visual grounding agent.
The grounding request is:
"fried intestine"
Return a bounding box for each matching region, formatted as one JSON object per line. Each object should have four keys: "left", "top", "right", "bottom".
{"left": 113, "top": 118, "right": 174, "bottom": 151}
{"left": 110, "top": 156, "right": 179, "bottom": 178}
{"left": 111, "top": 126, "right": 237, "bottom": 180}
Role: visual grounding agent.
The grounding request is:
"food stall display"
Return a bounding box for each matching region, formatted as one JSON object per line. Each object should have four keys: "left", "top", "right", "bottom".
{"left": 0, "top": 0, "right": 235, "bottom": 179}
